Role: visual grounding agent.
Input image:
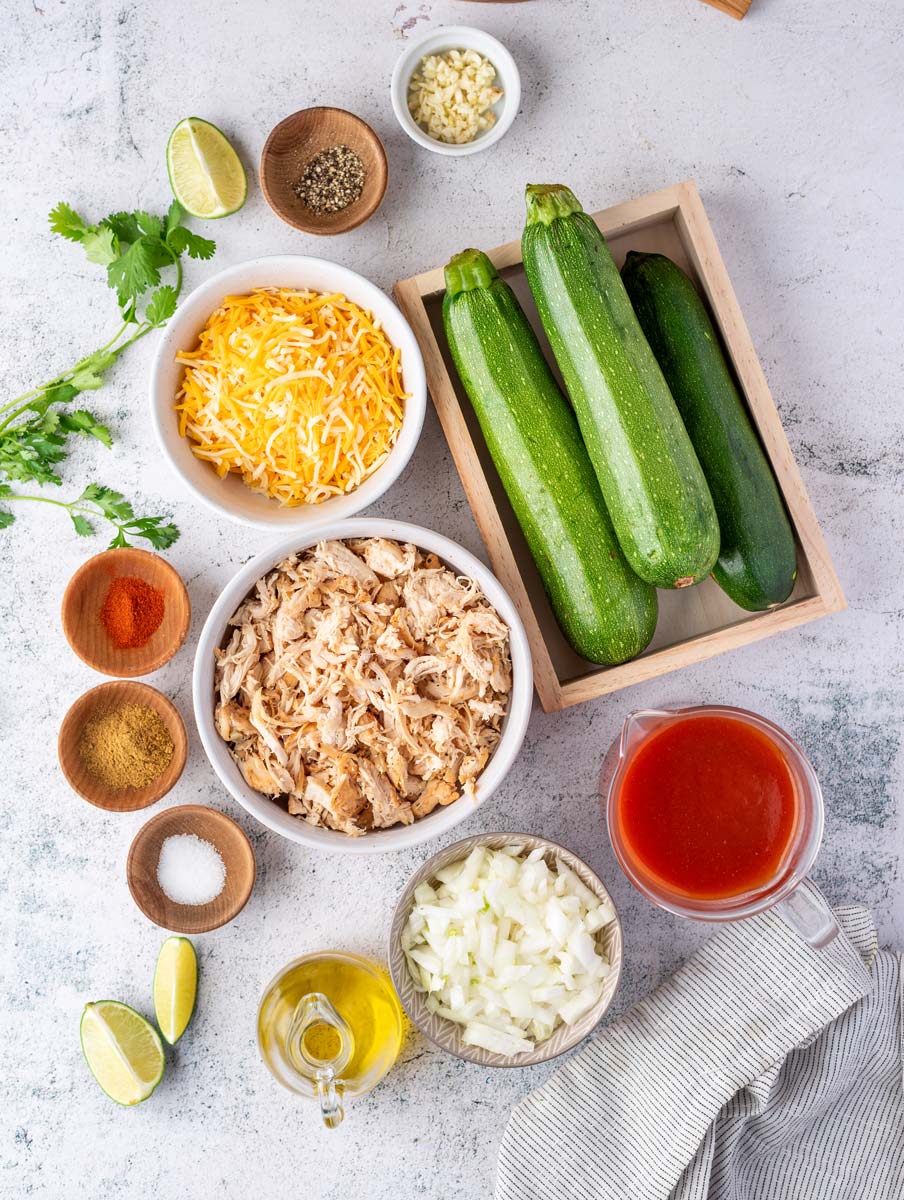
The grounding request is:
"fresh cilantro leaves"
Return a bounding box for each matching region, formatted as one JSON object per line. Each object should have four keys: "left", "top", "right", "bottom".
{"left": 0, "top": 198, "right": 218, "bottom": 547}
{"left": 48, "top": 201, "right": 89, "bottom": 241}
{"left": 107, "top": 238, "right": 162, "bottom": 310}
{"left": 82, "top": 225, "right": 119, "bottom": 267}
{"left": 164, "top": 199, "right": 184, "bottom": 237}
{"left": 78, "top": 483, "right": 180, "bottom": 549}
{"left": 48, "top": 198, "right": 214, "bottom": 325}
{"left": 166, "top": 226, "right": 216, "bottom": 261}
{"left": 1, "top": 481, "right": 179, "bottom": 550}
{"left": 144, "top": 285, "right": 178, "bottom": 328}
{"left": 0, "top": 496, "right": 14, "bottom": 528}
{"left": 0, "top": 406, "right": 111, "bottom": 487}
{"left": 59, "top": 410, "right": 113, "bottom": 446}
{"left": 70, "top": 513, "right": 94, "bottom": 537}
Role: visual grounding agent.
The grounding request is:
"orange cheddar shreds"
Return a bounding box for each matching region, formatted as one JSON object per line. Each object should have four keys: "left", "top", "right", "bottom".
{"left": 174, "top": 288, "right": 408, "bottom": 506}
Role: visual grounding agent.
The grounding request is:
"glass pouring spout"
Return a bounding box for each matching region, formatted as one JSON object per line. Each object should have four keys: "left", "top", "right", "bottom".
{"left": 286, "top": 992, "right": 355, "bottom": 1129}
{"left": 600, "top": 708, "right": 681, "bottom": 800}
{"left": 618, "top": 709, "right": 678, "bottom": 756}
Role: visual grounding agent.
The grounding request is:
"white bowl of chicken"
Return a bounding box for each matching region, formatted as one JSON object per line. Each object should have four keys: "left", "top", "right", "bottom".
{"left": 193, "top": 519, "right": 534, "bottom": 853}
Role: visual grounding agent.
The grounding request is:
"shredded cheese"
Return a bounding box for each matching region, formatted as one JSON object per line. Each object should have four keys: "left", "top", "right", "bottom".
{"left": 175, "top": 288, "right": 407, "bottom": 506}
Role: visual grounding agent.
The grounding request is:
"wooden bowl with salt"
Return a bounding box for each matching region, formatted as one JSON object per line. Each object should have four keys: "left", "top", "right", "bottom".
{"left": 58, "top": 680, "right": 187, "bottom": 811}
{"left": 127, "top": 805, "right": 256, "bottom": 934}
{"left": 260, "top": 107, "right": 388, "bottom": 235}
{"left": 61, "top": 547, "right": 190, "bottom": 678}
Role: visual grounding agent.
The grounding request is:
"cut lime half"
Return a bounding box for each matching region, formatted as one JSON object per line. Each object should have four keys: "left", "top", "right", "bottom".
{"left": 166, "top": 117, "right": 247, "bottom": 219}
{"left": 80, "top": 1000, "right": 165, "bottom": 1106}
{"left": 153, "top": 936, "right": 198, "bottom": 1045}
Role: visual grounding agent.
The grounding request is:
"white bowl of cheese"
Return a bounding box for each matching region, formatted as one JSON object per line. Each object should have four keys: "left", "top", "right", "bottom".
{"left": 149, "top": 255, "right": 426, "bottom": 529}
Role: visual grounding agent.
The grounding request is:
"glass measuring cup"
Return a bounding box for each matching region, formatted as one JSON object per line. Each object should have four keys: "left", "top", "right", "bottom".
{"left": 257, "top": 951, "right": 404, "bottom": 1128}
{"left": 601, "top": 706, "right": 837, "bottom": 948}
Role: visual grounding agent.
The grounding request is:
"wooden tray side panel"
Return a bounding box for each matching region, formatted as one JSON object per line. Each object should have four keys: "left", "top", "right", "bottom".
{"left": 559, "top": 596, "right": 829, "bottom": 708}
{"left": 394, "top": 183, "right": 845, "bottom": 712}
{"left": 699, "top": 0, "right": 752, "bottom": 19}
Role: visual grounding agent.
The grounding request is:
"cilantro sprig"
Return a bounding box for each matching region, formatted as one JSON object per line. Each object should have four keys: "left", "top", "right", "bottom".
{"left": 0, "top": 483, "right": 179, "bottom": 550}
{"left": 0, "top": 199, "right": 216, "bottom": 547}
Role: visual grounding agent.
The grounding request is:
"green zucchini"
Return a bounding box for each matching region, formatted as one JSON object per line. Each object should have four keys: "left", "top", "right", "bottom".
{"left": 443, "top": 248, "right": 657, "bottom": 665}
{"left": 521, "top": 184, "right": 720, "bottom": 589}
{"left": 621, "top": 250, "right": 797, "bottom": 611}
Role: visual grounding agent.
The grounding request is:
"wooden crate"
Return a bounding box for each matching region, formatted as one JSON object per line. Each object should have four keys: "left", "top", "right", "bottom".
{"left": 699, "top": 0, "right": 753, "bottom": 18}
{"left": 393, "top": 181, "right": 845, "bottom": 712}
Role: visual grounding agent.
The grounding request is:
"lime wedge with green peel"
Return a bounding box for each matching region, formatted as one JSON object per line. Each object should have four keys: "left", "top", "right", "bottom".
{"left": 153, "top": 936, "right": 198, "bottom": 1045}
{"left": 166, "top": 117, "right": 247, "bottom": 218}
{"left": 80, "top": 1001, "right": 165, "bottom": 1106}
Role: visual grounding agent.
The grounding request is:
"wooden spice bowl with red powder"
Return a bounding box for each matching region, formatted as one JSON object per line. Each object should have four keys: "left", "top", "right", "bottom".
{"left": 61, "top": 548, "right": 191, "bottom": 677}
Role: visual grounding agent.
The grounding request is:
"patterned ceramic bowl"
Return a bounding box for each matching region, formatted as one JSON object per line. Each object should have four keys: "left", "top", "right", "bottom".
{"left": 388, "top": 832, "right": 623, "bottom": 1067}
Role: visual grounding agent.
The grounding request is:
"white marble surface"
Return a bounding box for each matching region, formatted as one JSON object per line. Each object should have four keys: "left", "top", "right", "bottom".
{"left": 2, "top": 1, "right": 903, "bottom": 1195}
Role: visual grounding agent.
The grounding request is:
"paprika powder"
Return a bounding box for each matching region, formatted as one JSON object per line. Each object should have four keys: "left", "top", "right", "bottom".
{"left": 100, "top": 575, "right": 165, "bottom": 649}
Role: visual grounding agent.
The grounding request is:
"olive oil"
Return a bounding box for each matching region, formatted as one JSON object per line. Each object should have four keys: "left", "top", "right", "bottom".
{"left": 258, "top": 952, "right": 404, "bottom": 1127}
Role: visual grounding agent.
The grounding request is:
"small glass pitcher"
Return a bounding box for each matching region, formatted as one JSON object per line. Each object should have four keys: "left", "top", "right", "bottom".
{"left": 257, "top": 951, "right": 404, "bottom": 1129}
{"left": 601, "top": 705, "right": 837, "bottom": 949}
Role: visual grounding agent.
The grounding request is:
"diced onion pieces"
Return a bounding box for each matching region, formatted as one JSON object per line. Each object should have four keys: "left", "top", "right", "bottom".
{"left": 401, "top": 845, "right": 616, "bottom": 1056}
{"left": 175, "top": 288, "right": 407, "bottom": 507}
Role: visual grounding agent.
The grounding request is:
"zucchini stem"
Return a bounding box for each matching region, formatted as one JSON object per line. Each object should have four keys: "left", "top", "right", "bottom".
{"left": 525, "top": 184, "right": 583, "bottom": 225}
{"left": 444, "top": 249, "right": 498, "bottom": 295}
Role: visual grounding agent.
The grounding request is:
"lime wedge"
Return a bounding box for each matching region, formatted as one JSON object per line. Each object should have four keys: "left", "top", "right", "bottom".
{"left": 153, "top": 936, "right": 198, "bottom": 1045}
{"left": 166, "top": 117, "right": 247, "bottom": 218}
{"left": 80, "top": 1001, "right": 165, "bottom": 1106}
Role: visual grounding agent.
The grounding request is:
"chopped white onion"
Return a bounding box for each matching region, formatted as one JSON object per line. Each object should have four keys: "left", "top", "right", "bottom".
{"left": 402, "top": 846, "right": 616, "bottom": 1054}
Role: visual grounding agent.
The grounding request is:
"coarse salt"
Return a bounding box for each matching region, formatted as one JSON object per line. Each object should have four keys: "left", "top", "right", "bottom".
{"left": 156, "top": 834, "right": 226, "bottom": 906}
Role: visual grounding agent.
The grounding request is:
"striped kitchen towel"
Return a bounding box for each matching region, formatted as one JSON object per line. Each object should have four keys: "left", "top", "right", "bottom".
{"left": 496, "top": 881, "right": 903, "bottom": 1200}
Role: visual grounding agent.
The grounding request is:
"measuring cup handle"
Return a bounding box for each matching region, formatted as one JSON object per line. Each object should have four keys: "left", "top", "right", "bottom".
{"left": 776, "top": 883, "right": 839, "bottom": 950}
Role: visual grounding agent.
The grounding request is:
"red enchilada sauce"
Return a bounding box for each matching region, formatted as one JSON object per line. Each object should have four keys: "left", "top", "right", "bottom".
{"left": 616, "top": 715, "right": 798, "bottom": 900}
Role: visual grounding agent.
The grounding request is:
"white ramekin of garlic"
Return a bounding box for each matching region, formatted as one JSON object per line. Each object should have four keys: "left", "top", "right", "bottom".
{"left": 390, "top": 26, "right": 521, "bottom": 157}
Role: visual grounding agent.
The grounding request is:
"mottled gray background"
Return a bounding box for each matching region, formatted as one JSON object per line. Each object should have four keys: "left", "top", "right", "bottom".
{"left": 2, "top": 1, "right": 902, "bottom": 1196}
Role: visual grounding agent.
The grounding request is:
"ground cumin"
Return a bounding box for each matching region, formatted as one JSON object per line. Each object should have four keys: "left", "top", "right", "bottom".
{"left": 100, "top": 576, "right": 165, "bottom": 649}
{"left": 78, "top": 703, "right": 174, "bottom": 789}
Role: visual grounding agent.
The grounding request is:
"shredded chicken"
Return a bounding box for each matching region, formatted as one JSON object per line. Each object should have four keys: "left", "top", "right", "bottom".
{"left": 214, "top": 538, "right": 512, "bottom": 836}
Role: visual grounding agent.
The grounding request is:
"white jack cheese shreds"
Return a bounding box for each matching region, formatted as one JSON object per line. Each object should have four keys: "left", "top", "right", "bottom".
{"left": 175, "top": 288, "right": 407, "bottom": 507}
{"left": 407, "top": 48, "right": 503, "bottom": 145}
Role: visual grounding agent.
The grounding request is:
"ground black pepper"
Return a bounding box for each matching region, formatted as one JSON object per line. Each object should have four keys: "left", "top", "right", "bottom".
{"left": 294, "top": 145, "right": 366, "bottom": 215}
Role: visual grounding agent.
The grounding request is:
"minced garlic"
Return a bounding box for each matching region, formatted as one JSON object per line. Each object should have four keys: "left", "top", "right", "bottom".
{"left": 407, "top": 48, "right": 503, "bottom": 145}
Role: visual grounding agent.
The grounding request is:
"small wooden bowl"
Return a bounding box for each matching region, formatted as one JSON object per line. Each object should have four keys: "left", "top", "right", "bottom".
{"left": 61, "top": 548, "right": 190, "bottom": 678}
{"left": 127, "top": 805, "right": 256, "bottom": 934}
{"left": 260, "top": 107, "right": 388, "bottom": 235}
{"left": 58, "top": 680, "right": 187, "bottom": 811}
